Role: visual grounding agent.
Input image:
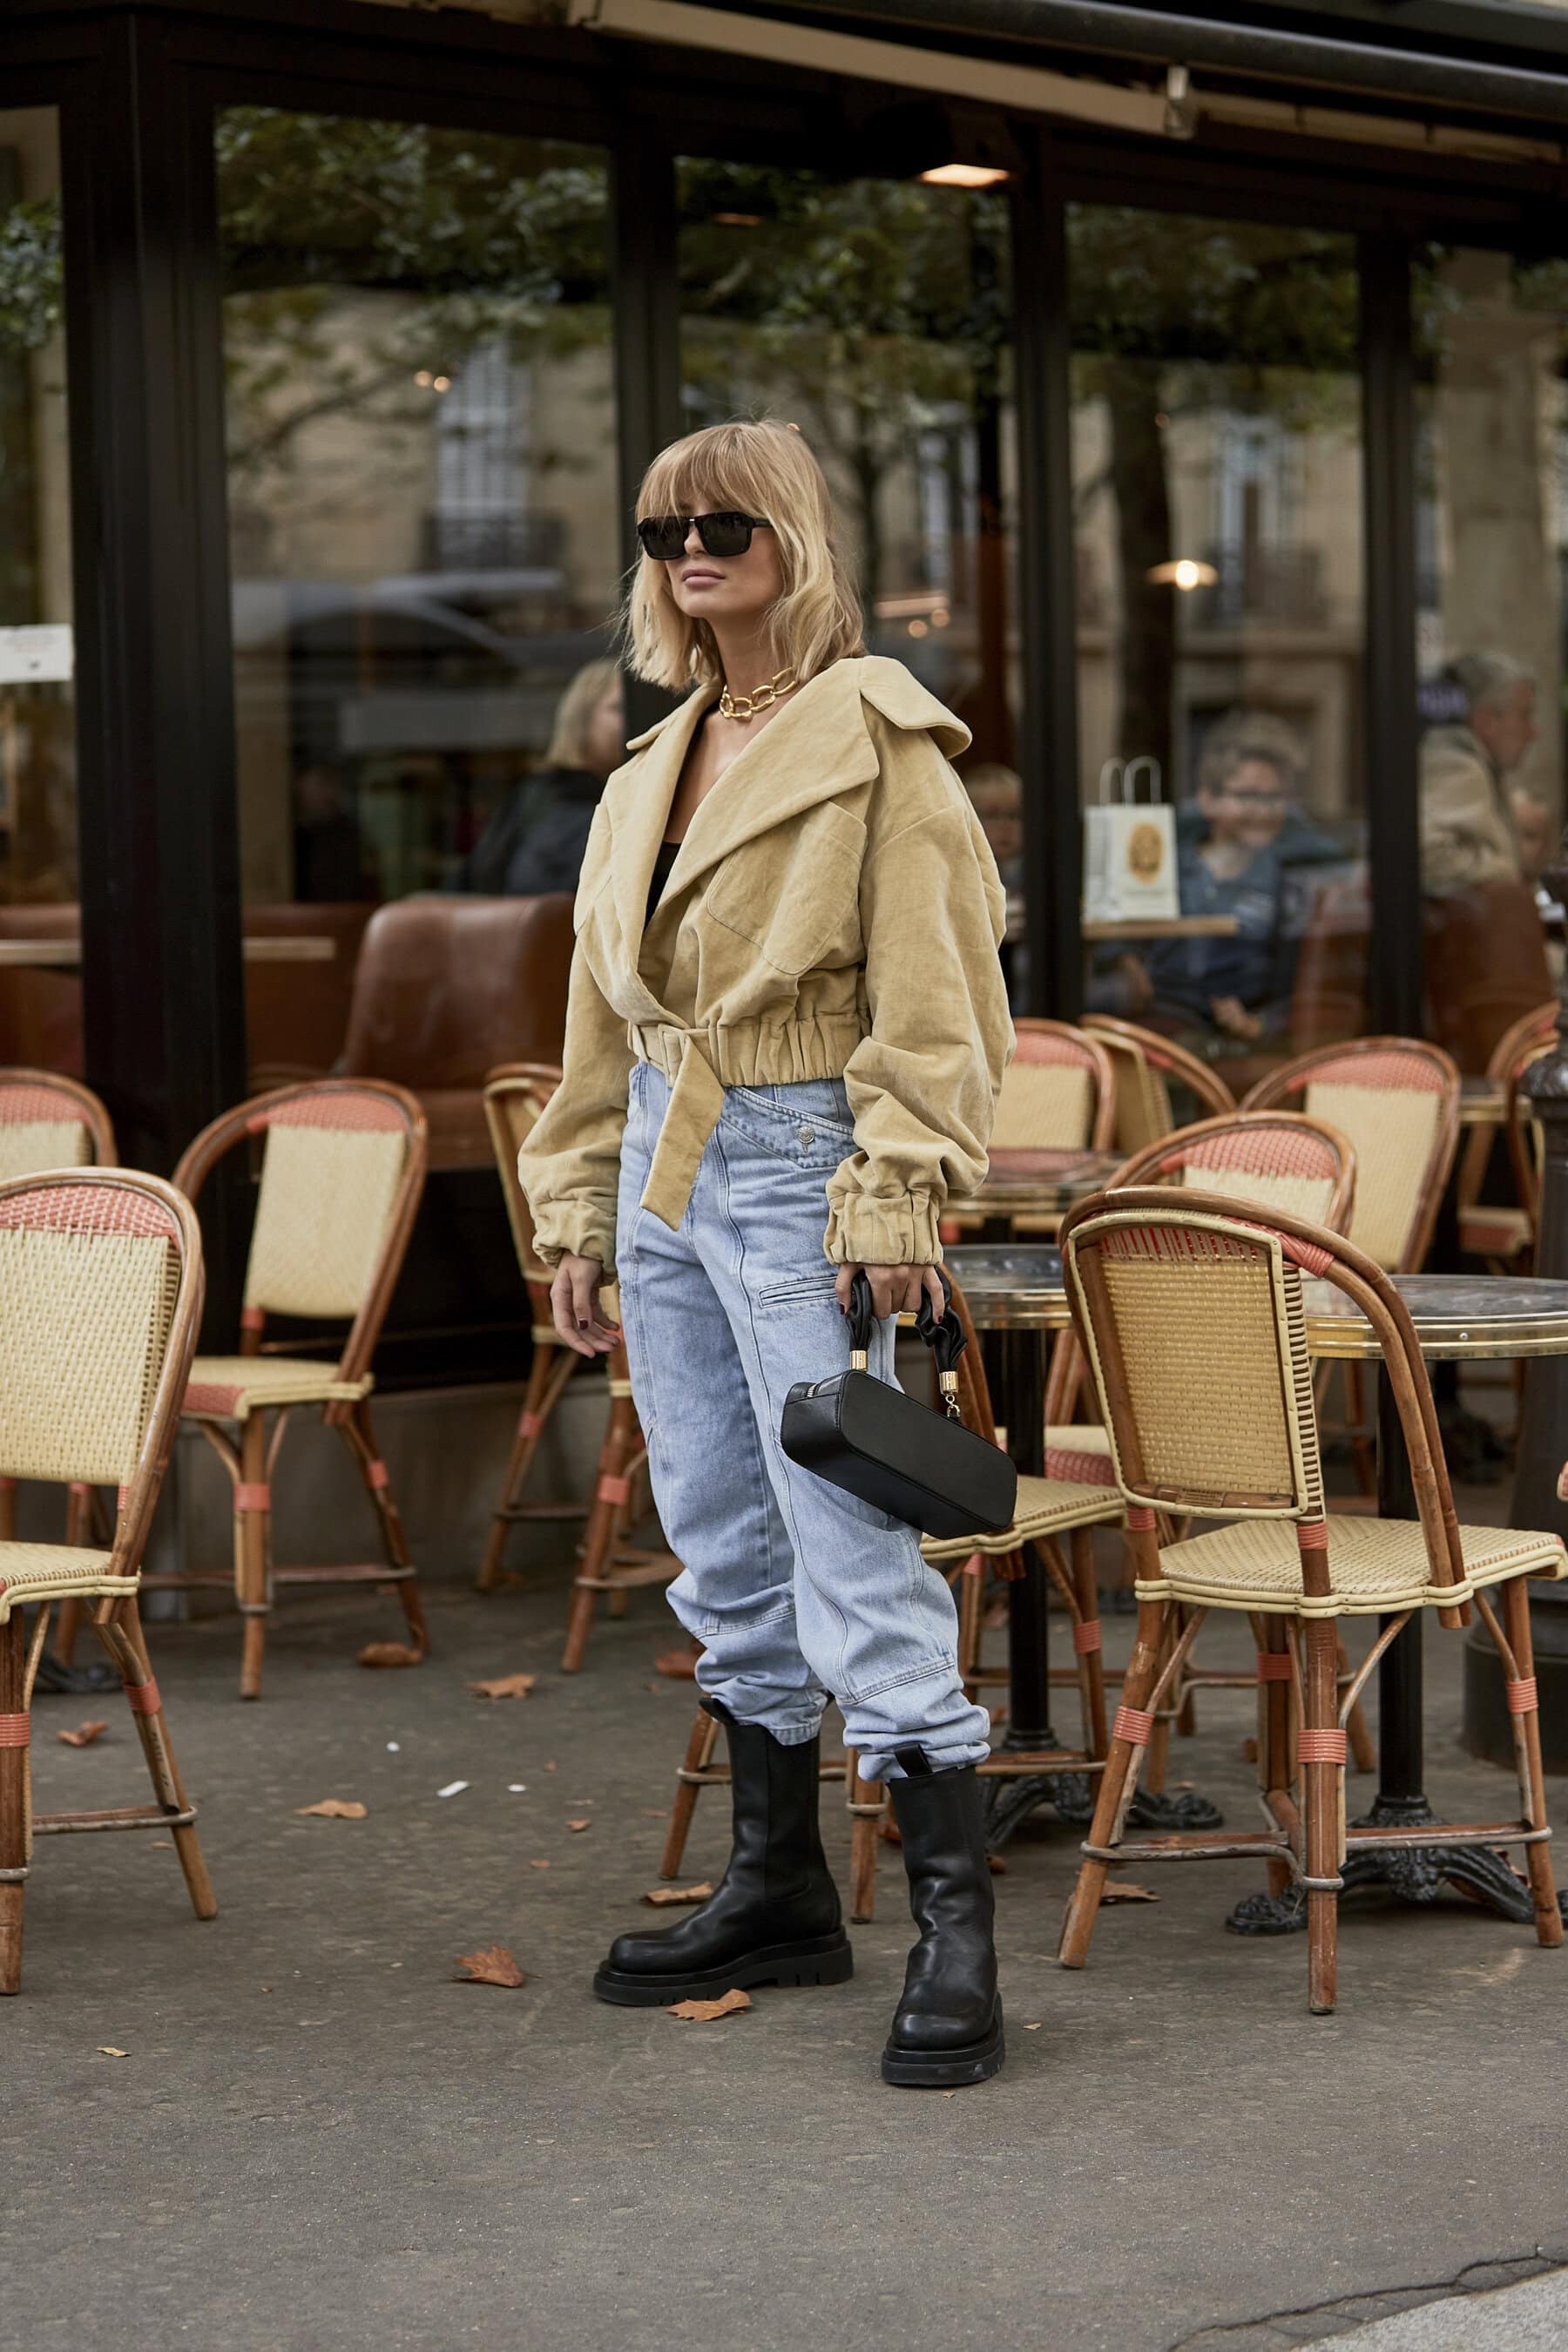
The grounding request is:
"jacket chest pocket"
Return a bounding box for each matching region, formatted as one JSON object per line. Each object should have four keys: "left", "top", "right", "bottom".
{"left": 704, "top": 802, "right": 867, "bottom": 976}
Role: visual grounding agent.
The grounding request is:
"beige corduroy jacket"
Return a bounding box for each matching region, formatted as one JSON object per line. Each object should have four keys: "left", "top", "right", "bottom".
{"left": 517, "top": 654, "right": 1014, "bottom": 1275}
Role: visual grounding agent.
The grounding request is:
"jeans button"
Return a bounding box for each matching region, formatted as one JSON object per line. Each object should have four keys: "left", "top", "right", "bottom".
{"left": 798, "top": 1124, "right": 814, "bottom": 1147}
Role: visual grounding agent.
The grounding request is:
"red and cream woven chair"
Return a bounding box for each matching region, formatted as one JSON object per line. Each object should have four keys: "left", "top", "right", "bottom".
{"left": 0, "top": 1074, "right": 119, "bottom": 1652}
{"left": 0, "top": 1170, "right": 216, "bottom": 1992}
{"left": 155, "top": 1080, "right": 430, "bottom": 1700}
{"left": 478, "top": 1064, "right": 679, "bottom": 1667}
{"left": 1056, "top": 1187, "right": 1565, "bottom": 2013}
{"left": 658, "top": 1278, "right": 1124, "bottom": 1918}
{"left": 993, "top": 1019, "right": 1117, "bottom": 1158}
{"left": 1042, "top": 1110, "right": 1370, "bottom": 1775}
{"left": 1081, "top": 1017, "right": 1237, "bottom": 1155}
{"left": 1242, "top": 1039, "right": 1461, "bottom": 1494}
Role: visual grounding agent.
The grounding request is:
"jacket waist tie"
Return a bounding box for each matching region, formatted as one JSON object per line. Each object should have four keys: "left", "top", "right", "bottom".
{"left": 632, "top": 1025, "right": 727, "bottom": 1231}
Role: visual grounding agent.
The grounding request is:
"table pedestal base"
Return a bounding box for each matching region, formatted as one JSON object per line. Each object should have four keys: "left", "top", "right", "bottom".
{"left": 1227, "top": 1794, "right": 1567, "bottom": 1933}
{"left": 983, "top": 1727, "right": 1224, "bottom": 1851}
{"left": 30, "top": 1647, "right": 118, "bottom": 1697}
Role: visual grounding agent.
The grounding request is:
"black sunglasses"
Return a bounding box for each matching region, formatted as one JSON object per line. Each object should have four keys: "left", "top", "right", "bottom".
{"left": 636, "top": 510, "right": 772, "bottom": 562}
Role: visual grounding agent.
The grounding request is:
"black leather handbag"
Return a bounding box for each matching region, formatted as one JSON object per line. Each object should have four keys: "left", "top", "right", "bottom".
{"left": 780, "top": 1269, "right": 1017, "bottom": 1540}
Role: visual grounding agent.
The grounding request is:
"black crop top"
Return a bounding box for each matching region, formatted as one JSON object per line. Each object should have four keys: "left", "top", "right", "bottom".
{"left": 646, "top": 838, "right": 680, "bottom": 926}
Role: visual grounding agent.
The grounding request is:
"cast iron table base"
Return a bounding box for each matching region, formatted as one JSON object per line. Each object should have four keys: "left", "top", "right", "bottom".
{"left": 984, "top": 1725, "right": 1223, "bottom": 1851}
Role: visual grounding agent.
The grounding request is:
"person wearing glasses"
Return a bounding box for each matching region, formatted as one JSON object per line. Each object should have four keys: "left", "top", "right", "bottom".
{"left": 517, "top": 419, "right": 1013, "bottom": 2088}
{"left": 1139, "top": 715, "right": 1340, "bottom": 1045}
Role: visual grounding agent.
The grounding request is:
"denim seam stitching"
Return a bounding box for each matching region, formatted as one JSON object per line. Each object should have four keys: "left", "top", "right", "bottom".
{"left": 712, "top": 1119, "right": 853, "bottom": 1687}
{"left": 840, "top": 1651, "right": 962, "bottom": 1707}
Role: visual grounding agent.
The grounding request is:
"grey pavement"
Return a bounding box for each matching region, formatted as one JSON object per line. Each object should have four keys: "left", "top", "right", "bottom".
{"left": 7, "top": 1535, "right": 1568, "bottom": 2352}
{"left": 1342, "top": 2269, "right": 1568, "bottom": 2345}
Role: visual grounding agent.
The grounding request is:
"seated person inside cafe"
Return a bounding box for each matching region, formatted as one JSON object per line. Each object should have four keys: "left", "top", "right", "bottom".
{"left": 1419, "top": 650, "right": 1538, "bottom": 899}
{"left": 1134, "top": 712, "right": 1340, "bottom": 1045}
{"left": 460, "top": 656, "right": 625, "bottom": 896}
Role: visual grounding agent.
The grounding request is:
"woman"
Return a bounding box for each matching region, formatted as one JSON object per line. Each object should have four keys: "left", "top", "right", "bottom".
{"left": 461, "top": 657, "right": 625, "bottom": 895}
{"left": 518, "top": 420, "right": 1013, "bottom": 2088}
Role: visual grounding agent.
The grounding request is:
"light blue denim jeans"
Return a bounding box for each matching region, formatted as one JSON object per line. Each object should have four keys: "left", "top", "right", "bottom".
{"left": 615, "top": 1061, "right": 993, "bottom": 1782}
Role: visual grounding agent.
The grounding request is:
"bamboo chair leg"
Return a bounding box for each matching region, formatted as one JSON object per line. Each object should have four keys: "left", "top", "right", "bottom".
{"left": 1338, "top": 1632, "right": 1375, "bottom": 1774}
{"left": 1303, "top": 1619, "right": 1342, "bottom": 2015}
{"left": 847, "top": 1748, "right": 883, "bottom": 1924}
{"left": 235, "top": 1416, "right": 270, "bottom": 1701}
{"left": 346, "top": 1405, "right": 429, "bottom": 1667}
{"left": 1260, "top": 1615, "right": 1293, "bottom": 1903}
{"left": 1058, "top": 1598, "right": 1166, "bottom": 1970}
{"left": 956, "top": 1551, "right": 985, "bottom": 1700}
{"left": 0, "top": 1610, "right": 25, "bottom": 1993}
{"left": 659, "top": 1707, "right": 720, "bottom": 1880}
{"left": 1144, "top": 1612, "right": 1178, "bottom": 1795}
{"left": 93, "top": 1601, "right": 217, "bottom": 1921}
{"left": 1500, "top": 1576, "right": 1563, "bottom": 1949}
{"left": 0, "top": 1478, "right": 14, "bottom": 1543}
{"left": 1070, "top": 1527, "right": 1107, "bottom": 1758}
{"left": 562, "top": 1387, "right": 638, "bottom": 1673}
{"left": 476, "top": 1355, "right": 556, "bottom": 1592}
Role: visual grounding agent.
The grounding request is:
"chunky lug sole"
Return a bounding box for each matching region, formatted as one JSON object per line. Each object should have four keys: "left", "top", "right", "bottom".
{"left": 881, "top": 1999, "right": 1004, "bottom": 2088}
{"left": 591, "top": 1928, "right": 853, "bottom": 2008}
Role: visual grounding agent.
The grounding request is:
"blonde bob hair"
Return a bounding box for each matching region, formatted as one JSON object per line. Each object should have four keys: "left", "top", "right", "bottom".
{"left": 544, "top": 655, "right": 621, "bottom": 769}
{"left": 623, "top": 420, "right": 863, "bottom": 691}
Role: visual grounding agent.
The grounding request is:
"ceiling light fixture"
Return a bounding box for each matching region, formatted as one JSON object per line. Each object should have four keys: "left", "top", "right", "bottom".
{"left": 920, "top": 162, "right": 1009, "bottom": 188}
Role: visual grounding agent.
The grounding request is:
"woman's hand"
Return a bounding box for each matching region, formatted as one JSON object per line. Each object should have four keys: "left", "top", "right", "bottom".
{"left": 549, "top": 1253, "right": 621, "bottom": 1359}
{"left": 835, "top": 1262, "right": 947, "bottom": 1322}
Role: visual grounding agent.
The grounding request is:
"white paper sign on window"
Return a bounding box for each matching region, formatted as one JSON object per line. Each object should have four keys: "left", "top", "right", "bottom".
{"left": 0, "top": 626, "right": 74, "bottom": 686}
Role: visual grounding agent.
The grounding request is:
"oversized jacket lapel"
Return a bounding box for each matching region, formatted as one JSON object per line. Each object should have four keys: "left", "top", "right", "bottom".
{"left": 605, "top": 685, "right": 717, "bottom": 977}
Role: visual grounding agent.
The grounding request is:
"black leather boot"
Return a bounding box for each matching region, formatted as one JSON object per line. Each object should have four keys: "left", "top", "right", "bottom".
{"left": 883, "top": 1754, "right": 1004, "bottom": 2086}
{"left": 593, "top": 1700, "right": 851, "bottom": 2005}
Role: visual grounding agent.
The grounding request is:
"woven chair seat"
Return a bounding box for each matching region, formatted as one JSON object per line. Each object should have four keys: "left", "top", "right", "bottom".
{"left": 1456, "top": 1205, "right": 1533, "bottom": 1260}
{"left": 922, "top": 1473, "right": 1123, "bottom": 1562}
{"left": 182, "top": 1356, "right": 375, "bottom": 1423}
{"left": 1044, "top": 1424, "right": 1115, "bottom": 1484}
{"left": 0, "top": 1542, "right": 133, "bottom": 1623}
{"left": 1139, "top": 1513, "right": 1567, "bottom": 1619}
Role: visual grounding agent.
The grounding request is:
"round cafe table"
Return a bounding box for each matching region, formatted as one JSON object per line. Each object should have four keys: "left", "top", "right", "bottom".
{"left": 943, "top": 1241, "right": 1224, "bottom": 1846}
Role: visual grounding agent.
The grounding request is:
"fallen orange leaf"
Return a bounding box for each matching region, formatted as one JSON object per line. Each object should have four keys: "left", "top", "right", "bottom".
{"left": 455, "top": 1943, "right": 525, "bottom": 1988}
{"left": 468, "top": 1673, "right": 537, "bottom": 1701}
{"left": 57, "top": 1720, "right": 108, "bottom": 1748}
{"left": 986, "top": 1855, "right": 1007, "bottom": 1876}
{"left": 97, "top": 2045, "right": 128, "bottom": 2058}
{"left": 357, "top": 1640, "right": 421, "bottom": 1670}
{"left": 566, "top": 1819, "right": 591, "bottom": 1833}
{"left": 1101, "top": 1882, "right": 1159, "bottom": 1903}
{"left": 529, "top": 1858, "right": 550, "bottom": 1869}
{"left": 668, "top": 1988, "right": 752, "bottom": 2022}
{"left": 643, "top": 1882, "right": 713, "bottom": 1907}
{"left": 294, "top": 1799, "right": 368, "bottom": 1820}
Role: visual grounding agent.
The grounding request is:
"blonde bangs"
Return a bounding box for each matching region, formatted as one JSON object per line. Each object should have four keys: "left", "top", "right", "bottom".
{"left": 624, "top": 420, "right": 864, "bottom": 691}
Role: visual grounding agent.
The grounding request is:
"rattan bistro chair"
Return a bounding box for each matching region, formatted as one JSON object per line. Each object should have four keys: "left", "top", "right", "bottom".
{"left": 1455, "top": 1002, "right": 1556, "bottom": 1276}
{"left": 1056, "top": 1189, "right": 1565, "bottom": 2014}
{"left": 0, "top": 1074, "right": 120, "bottom": 1654}
{"left": 1242, "top": 1040, "right": 1461, "bottom": 1494}
{"left": 0, "top": 1171, "right": 216, "bottom": 1992}
{"left": 993, "top": 1020, "right": 1118, "bottom": 1156}
{"left": 1081, "top": 1017, "right": 1237, "bottom": 1154}
{"left": 156, "top": 1080, "right": 430, "bottom": 1700}
{"left": 1041, "top": 1111, "right": 1373, "bottom": 1775}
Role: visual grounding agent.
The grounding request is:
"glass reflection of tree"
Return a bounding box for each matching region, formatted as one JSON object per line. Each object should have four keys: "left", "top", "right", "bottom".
{"left": 679, "top": 163, "right": 1014, "bottom": 758}
{"left": 1069, "top": 210, "right": 1358, "bottom": 785}
{"left": 217, "top": 109, "right": 611, "bottom": 548}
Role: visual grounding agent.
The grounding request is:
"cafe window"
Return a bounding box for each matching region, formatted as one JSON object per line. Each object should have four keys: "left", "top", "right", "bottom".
{"left": 0, "top": 109, "right": 79, "bottom": 1073}
{"left": 678, "top": 159, "right": 1023, "bottom": 994}
{"left": 216, "top": 108, "right": 617, "bottom": 1125}
{"left": 1416, "top": 247, "right": 1565, "bottom": 1078}
{"left": 1068, "top": 209, "right": 1366, "bottom": 1093}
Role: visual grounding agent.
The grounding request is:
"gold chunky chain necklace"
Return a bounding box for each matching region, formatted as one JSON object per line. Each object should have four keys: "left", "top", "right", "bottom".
{"left": 719, "top": 666, "right": 799, "bottom": 721}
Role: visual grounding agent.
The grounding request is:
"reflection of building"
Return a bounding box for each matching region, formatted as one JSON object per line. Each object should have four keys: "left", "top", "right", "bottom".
{"left": 3, "top": 0, "right": 1568, "bottom": 1323}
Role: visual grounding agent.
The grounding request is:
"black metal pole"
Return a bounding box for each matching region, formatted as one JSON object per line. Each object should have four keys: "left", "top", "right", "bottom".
{"left": 1358, "top": 233, "right": 1423, "bottom": 1040}
{"left": 1010, "top": 132, "right": 1080, "bottom": 1020}
{"left": 1374, "top": 1367, "right": 1423, "bottom": 1807}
